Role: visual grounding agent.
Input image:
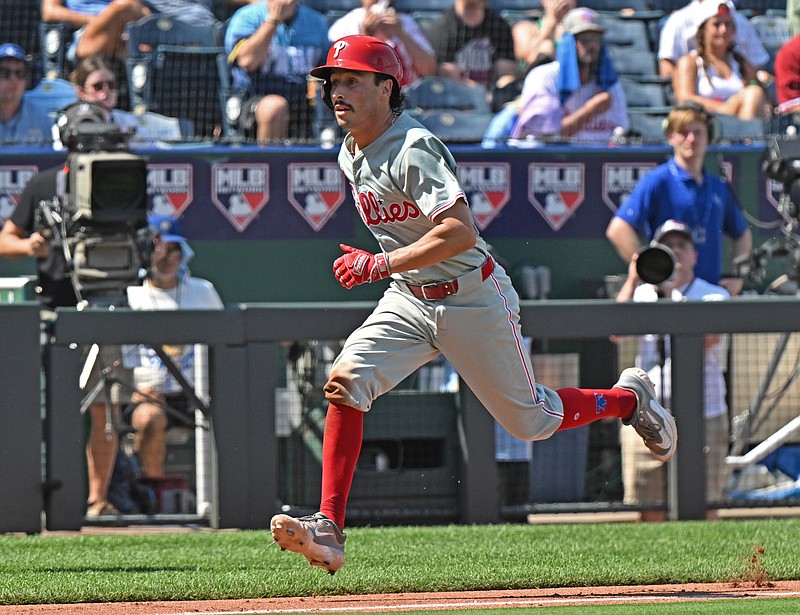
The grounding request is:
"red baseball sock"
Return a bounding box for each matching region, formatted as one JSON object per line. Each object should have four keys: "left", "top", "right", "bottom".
{"left": 554, "top": 387, "right": 636, "bottom": 432}
{"left": 319, "top": 402, "right": 363, "bottom": 529}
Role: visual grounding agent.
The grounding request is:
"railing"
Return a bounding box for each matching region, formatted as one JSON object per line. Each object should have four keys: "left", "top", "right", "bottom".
{"left": 3, "top": 297, "right": 800, "bottom": 533}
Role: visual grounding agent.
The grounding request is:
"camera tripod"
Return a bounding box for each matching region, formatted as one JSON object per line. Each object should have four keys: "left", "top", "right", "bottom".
{"left": 727, "top": 236, "right": 800, "bottom": 465}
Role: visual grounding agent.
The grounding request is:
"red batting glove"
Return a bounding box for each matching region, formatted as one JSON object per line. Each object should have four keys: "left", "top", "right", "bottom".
{"left": 333, "top": 244, "right": 391, "bottom": 288}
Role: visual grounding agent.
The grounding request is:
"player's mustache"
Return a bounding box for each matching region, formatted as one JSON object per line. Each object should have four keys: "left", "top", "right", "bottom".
{"left": 334, "top": 100, "right": 354, "bottom": 111}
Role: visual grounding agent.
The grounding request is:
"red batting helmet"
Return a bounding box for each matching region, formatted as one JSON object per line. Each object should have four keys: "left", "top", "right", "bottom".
{"left": 310, "top": 35, "right": 403, "bottom": 83}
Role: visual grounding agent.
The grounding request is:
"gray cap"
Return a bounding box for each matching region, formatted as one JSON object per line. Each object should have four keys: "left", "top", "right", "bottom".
{"left": 654, "top": 219, "right": 694, "bottom": 244}
{"left": 562, "top": 8, "right": 606, "bottom": 36}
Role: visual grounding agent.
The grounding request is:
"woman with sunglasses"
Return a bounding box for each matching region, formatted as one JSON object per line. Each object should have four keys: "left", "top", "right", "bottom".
{"left": 59, "top": 55, "right": 182, "bottom": 147}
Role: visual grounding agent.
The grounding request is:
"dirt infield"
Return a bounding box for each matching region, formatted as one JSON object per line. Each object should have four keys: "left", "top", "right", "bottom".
{"left": 4, "top": 582, "right": 800, "bottom": 614}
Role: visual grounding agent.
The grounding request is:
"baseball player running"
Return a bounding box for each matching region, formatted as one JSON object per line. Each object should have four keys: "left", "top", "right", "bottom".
{"left": 271, "top": 35, "right": 678, "bottom": 574}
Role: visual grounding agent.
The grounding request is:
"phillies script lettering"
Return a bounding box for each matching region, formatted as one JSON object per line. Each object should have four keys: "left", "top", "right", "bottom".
{"left": 357, "top": 191, "right": 421, "bottom": 226}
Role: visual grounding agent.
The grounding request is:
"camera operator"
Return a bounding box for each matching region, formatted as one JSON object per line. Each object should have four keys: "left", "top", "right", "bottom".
{"left": 605, "top": 102, "right": 752, "bottom": 297}
{"left": 0, "top": 101, "right": 133, "bottom": 518}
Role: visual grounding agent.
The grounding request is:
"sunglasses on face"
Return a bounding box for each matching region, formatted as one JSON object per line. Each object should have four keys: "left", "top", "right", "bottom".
{"left": 0, "top": 67, "right": 29, "bottom": 80}
{"left": 86, "top": 80, "right": 117, "bottom": 92}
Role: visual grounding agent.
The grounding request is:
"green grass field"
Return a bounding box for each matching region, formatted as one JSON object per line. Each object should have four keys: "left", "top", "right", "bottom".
{"left": 1, "top": 519, "right": 799, "bottom": 607}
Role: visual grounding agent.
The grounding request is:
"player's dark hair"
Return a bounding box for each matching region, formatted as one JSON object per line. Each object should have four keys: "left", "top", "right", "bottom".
{"left": 374, "top": 73, "right": 405, "bottom": 115}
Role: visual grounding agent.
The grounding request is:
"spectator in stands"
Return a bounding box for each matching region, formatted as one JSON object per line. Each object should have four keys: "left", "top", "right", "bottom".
{"left": 606, "top": 102, "right": 752, "bottom": 296}
{"left": 59, "top": 55, "right": 182, "bottom": 146}
{"left": 224, "top": 0, "right": 330, "bottom": 143}
{"left": 124, "top": 215, "right": 223, "bottom": 477}
{"left": 657, "top": 0, "right": 770, "bottom": 80}
{"left": 41, "top": 0, "right": 221, "bottom": 64}
{"left": 672, "top": 0, "right": 770, "bottom": 121}
{"left": 774, "top": 34, "right": 800, "bottom": 115}
{"left": 425, "top": 0, "right": 517, "bottom": 106}
{"left": 512, "top": 0, "right": 574, "bottom": 72}
{"left": 615, "top": 220, "right": 730, "bottom": 522}
{"left": 41, "top": 0, "right": 149, "bottom": 63}
{"left": 0, "top": 43, "right": 53, "bottom": 145}
{"left": 509, "top": 8, "right": 627, "bottom": 144}
{"left": 328, "top": 0, "right": 436, "bottom": 87}
{"left": 791, "top": 0, "right": 800, "bottom": 39}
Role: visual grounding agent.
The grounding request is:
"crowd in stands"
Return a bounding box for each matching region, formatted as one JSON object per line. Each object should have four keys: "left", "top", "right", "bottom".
{"left": 0, "top": 0, "right": 796, "bottom": 146}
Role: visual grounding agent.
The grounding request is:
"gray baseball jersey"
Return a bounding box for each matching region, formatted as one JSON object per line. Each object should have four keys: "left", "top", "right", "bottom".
{"left": 326, "top": 112, "right": 564, "bottom": 441}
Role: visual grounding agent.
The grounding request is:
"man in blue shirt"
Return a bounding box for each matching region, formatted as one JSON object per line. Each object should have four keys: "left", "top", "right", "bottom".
{"left": 0, "top": 43, "right": 52, "bottom": 146}
{"left": 225, "top": 0, "right": 330, "bottom": 143}
{"left": 606, "top": 102, "right": 752, "bottom": 296}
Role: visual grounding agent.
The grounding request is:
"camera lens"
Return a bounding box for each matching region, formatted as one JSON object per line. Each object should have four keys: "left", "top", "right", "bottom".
{"left": 636, "top": 244, "right": 675, "bottom": 285}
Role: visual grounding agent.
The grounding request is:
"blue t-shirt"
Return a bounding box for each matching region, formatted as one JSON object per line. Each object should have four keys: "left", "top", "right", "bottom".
{"left": 67, "top": 0, "right": 216, "bottom": 23}
{"left": 225, "top": 2, "right": 329, "bottom": 95}
{"left": 0, "top": 99, "right": 53, "bottom": 146}
{"left": 613, "top": 158, "right": 749, "bottom": 284}
{"left": 65, "top": 0, "right": 110, "bottom": 13}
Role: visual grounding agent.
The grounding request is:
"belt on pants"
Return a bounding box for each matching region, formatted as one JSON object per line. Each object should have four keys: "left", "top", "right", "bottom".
{"left": 405, "top": 257, "right": 495, "bottom": 301}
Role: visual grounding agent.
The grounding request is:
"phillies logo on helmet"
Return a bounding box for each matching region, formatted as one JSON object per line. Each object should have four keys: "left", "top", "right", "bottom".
{"left": 601, "top": 163, "right": 655, "bottom": 213}
{"left": 287, "top": 163, "right": 345, "bottom": 231}
{"left": 211, "top": 163, "right": 269, "bottom": 232}
{"left": 0, "top": 165, "right": 37, "bottom": 224}
{"left": 147, "top": 163, "right": 193, "bottom": 218}
{"left": 332, "top": 40, "right": 347, "bottom": 57}
{"left": 529, "top": 163, "right": 584, "bottom": 231}
{"left": 458, "top": 163, "right": 510, "bottom": 231}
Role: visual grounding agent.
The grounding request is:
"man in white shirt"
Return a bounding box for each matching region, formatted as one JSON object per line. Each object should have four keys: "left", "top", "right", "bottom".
{"left": 511, "top": 8, "right": 628, "bottom": 144}
{"left": 615, "top": 219, "right": 730, "bottom": 521}
{"left": 124, "top": 215, "right": 223, "bottom": 477}
{"left": 327, "top": 0, "right": 436, "bottom": 87}
{"left": 657, "top": 0, "right": 770, "bottom": 78}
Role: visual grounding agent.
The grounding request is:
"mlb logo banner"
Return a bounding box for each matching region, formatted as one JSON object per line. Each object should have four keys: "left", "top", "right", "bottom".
{"left": 458, "top": 162, "right": 511, "bottom": 230}
{"left": 147, "top": 163, "right": 193, "bottom": 218}
{"left": 211, "top": 163, "right": 269, "bottom": 232}
{"left": 601, "top": 163, "right": 655, "bottom": 213}
{"left": 528, "top": 163, "right": 584, "bottom": 231}
{"left": 0, "top": 166, "right": 37, "bottom": 223}
{"left": 287, "top": 163, "right": 345, "bottom": 231}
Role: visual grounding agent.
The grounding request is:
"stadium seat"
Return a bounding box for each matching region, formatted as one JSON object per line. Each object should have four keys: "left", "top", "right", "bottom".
{"left": 606, "top": 46, "right": 659, "bottom": 79}
{"left": 124, "top": 16, "right": 229, "bottom": 139}
{"left": 716, "top": 113, "right": 766, "bottom": 142}
{"left": 0, "top": 0, "right": 41, "bottom": 61}
{"left": 415, "top": 110, "right": 495, "bottom": 144}
{"left": 736, "top": 0, "right": 786, "bottom": 12}
{"left": 600, "top": 16, "right": 652, "bottom": 52}
{"left": 404, "top": 76, "right": 491, "bottom": 114}
{"left": 488, "top": 0, "right": 542, "bottom": 11}
{"left": 126, "top": 14, "right": 223, "bottom": 55}
{"left": 584, "top": 0, "right": 650, "bottom": 13}
{"left": 626, "top": 112, "right": 668, "bottom": 144}
{"left": 619, "top": 78, "right": 669, "bottom": 111}
{"left": 39, "top": 22, "right": 74, "bottom": 80}
{"left": 750, "top": 15, "right": 790, "bottom": 73}
{"left": 23, "top": 77, "right": 78, "bottom": 119}
{"left": 127, "top": 45, "right": 230, "bottom": 140}
{"left": 396, "top": 0, "right": 459, "bottom": 12}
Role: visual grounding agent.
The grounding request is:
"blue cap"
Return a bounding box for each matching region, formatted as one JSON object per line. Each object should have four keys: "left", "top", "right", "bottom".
{"left": 0, "top": 42, "right": 31, "bottom": 64}
{"left": 148, "top": 214, "right": 186, "bottom": 244}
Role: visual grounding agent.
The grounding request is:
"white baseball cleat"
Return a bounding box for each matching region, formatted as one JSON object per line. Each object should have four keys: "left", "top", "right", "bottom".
{"left": 615, "top": 367, "right": 678, "bottom": 462}
{"left": 270, "top": 512, "right": 346, "bottom": 574}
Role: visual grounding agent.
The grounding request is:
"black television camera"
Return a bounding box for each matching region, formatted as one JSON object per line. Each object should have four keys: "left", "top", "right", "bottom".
{"left": 39, "top": 106, "right": 154, "bottom": 308}
{"left": 734, "top": 136, "right": 800, "bottom": 292}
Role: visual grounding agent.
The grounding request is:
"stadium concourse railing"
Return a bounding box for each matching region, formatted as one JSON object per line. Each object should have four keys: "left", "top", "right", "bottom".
{"left": 2, "top": 297, "right": 800, "bottom": 533}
